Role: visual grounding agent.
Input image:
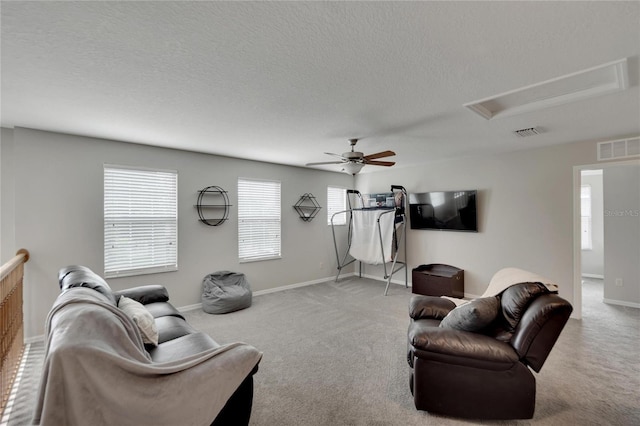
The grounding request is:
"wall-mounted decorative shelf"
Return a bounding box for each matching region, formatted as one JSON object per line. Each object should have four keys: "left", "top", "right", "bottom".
{"left": 293, "top": 193, "right": 321, "bottom": 222}
{"left": 196, "top": 186, "right": 231, "bottom": 226}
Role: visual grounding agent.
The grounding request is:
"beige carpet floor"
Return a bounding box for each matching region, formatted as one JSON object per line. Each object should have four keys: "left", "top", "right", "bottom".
{"left": 184, "top": 276, "right": 640, "bottom": 425}
{"left": 4, "top": 277, "right": 639, "bottom": 425}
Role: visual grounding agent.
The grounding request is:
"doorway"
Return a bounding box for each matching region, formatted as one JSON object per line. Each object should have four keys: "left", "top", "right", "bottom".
{"left": 580, "top": 169, "right": 604, "bottom": 306}
{"left": 573, "top": 159, "right": 640, "bottom": 319}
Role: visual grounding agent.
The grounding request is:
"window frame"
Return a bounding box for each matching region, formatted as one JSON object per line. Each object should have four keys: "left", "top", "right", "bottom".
{"left": 327, "top": 186, "right": 347, "bottom": 226}
{"left": 104, "top": 165, "right": 178, "bottom": 278}
{"left": 237, "top": 177, "right": 282, "bottom": 263}
{"left": 581, "top": 184, "right": 593, "bottom": 251}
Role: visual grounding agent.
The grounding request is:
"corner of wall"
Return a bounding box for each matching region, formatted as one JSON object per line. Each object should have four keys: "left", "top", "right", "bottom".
{"left": 1, "top": 127, "right": 16, "bottom": 263}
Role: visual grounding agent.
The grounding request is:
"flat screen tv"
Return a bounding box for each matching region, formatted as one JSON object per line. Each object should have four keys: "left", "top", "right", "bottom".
{"left": 409, "top": 190, "right": 478, "bottom": 232}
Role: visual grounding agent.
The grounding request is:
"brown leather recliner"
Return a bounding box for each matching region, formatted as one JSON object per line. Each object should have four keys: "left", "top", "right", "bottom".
{"left": 407, "top": 281, "right": 572, "bottom": 420}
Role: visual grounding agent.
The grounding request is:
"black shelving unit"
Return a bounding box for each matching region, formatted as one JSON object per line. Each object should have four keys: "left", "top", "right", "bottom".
{"left": 293, "top": 193, "right": 321, "bottom": 222}
{"left": 196, "top": 186, "right": 231, "bottom": 226}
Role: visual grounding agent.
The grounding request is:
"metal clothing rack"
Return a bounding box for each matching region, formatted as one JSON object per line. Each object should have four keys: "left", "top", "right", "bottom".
{"left": 331, "top": 185, "right": 408, "bottom": 295}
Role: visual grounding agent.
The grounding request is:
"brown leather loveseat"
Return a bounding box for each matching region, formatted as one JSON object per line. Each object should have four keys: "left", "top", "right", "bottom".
{"left": 407, "top": 276, "right": 572, "bottom": 420}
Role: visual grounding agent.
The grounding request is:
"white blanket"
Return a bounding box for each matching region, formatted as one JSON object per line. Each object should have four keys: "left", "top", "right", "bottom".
{"left": 33, "top": 288, "right": 262, "bottom": 426}
{"left": 349, "top": 209, "right": 396, "bottom": 265}
{"left": 442, "top": 267, "right": 559, "bottom": 306}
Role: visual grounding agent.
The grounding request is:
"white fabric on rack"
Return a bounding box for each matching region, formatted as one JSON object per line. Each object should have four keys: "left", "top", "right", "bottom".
{"left": 349, "top": 209, "right": 395, "bottom": 265}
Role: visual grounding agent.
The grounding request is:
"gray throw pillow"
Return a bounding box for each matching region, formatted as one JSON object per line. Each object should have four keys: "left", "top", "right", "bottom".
{"left": 439, "top": 296, "right": 500, "bottom": 332}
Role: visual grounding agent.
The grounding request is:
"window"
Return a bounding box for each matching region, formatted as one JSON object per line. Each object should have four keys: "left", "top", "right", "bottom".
{"left": 581, "top": 184, "right": 592, "bottom": 250}
{"left": 104, "top": 165, "right": 178, "bottom": 278}
{"left": 238, "top": 178, "right": 281, "bottom": 262}
{"left": 327, "top": 186, "right": 347, "bottom": 225}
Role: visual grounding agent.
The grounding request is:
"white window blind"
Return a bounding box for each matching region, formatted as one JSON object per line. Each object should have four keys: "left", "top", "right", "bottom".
{"left": 238, "top": 178, "right": 281, "bottom": 262}
{"left": 104, "top": 166, "right": 178, "bottom": 277}
{"left": 327, "top": 186, "right": 347, "bottom": 225}
{"left": 581, "top": 184, "right": 593, "bottom": 250}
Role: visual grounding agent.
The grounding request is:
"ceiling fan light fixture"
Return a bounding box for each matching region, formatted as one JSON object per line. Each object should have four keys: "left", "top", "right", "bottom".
{"left": 343, "top": 162, "right": 364, "bottom": 175}
{"left": 308, "top": 138, "right": 395, "bottom": 173}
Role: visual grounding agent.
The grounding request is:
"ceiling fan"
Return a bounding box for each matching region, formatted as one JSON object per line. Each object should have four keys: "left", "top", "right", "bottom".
{"left": 306, "top": 139, "right": 396, "bottom": 175}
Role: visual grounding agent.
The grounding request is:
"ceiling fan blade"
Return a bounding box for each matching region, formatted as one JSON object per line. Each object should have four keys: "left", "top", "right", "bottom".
{"left": 324, "top": 152, "right": 345, "bottom": 159}
{"left": 306, "top": 161, "right": 346, "bottom": 166}
{"left": 363, "top": 150, "right": 396, "bottom": 160}
{"left": 363, "top": 160, "right": 395, "bottom": 167}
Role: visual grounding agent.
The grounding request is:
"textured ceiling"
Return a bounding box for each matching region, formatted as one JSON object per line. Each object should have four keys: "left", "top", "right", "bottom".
{"left": 2, "top": 1, "right": 639, "bottom": 173}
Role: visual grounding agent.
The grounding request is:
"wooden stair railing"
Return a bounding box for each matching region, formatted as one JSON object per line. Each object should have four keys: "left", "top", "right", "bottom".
{"left": 0, "top": 249, "right": 30, "bottom": 416}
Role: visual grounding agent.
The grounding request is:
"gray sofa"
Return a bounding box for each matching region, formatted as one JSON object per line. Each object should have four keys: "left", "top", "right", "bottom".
{"left": 33, "top": 265, "right": 262, "bottom": 426}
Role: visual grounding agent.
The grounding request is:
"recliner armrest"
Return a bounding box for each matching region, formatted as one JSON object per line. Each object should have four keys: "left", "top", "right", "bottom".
{"left": 408, "top": 321, "right": 518, "bottom": 365}
{"left": 114, "top": 285, "right": 170, "bottom": 305}
{"left": 409, "top": 295, "right": 456, "bottom": 320}
{"left": 511, "top": 293, "right": 573, "bottom": 372}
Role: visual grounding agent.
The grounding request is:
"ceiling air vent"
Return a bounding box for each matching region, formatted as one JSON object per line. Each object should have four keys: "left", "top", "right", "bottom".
{"left": 597, "top": 137, "right": 640, "bottom": 161}
{"left": 514, "top": 127, "right": 540, "bottom": 137}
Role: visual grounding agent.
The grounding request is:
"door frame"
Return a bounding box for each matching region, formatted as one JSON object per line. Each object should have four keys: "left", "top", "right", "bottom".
{"left": 572, "top": 158, "right": 640, "bottom": 319}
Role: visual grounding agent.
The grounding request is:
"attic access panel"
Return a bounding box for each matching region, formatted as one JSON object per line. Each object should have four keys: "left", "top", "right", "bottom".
{"left": 464, "top": 58, "right": 629, "bottom": 119}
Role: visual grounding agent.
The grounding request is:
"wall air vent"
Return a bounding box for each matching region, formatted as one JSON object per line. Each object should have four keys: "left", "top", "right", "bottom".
{"left": 514, "top": 127, "right": 540, "bottom": 137}
{"left": 464, "top": 58, "right": 629, "bottom": 120}
{"left": 597, "top": 137, "right": 640, "bottom": 161}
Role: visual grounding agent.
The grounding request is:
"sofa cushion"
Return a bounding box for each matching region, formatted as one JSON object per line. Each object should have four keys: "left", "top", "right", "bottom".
{"left": 114, "top": 285, "right": 170, "bottom": 305}
{"left": 118, "top": 296, "right": 159, "bottom": 346}
{"left": 155, "top": 315, "right": 199, "bottom": 344}
{"left": 439, "top": 296, "right": 500, "bottom": 332}
{"left": 148, "top": 332, "right": 221, "bottom": 363}
{"left": 143, "top": 301, "right": 185, "bottom": 320}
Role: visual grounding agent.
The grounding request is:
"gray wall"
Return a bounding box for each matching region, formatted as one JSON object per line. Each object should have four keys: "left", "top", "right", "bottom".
{"left": 1, "top": 128, "right": 16, "bottom": 261}
{"left": 581, "top": 171, "right": 604, "bottom": 277}
{"left": 3, "top": 126, "right": 638, "bottom": 339}
{"left": 2, "top": 127, "right": 352, "bottom": 338}
{"left": 603, "top": 164, "right": 640, "bottom": 305}
{"left": 355, "top": 140, "right": 604, "bottom": 304}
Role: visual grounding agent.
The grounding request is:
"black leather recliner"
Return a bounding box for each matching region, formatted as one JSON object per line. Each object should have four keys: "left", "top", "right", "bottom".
{"left": 407, "top": 281, "right": 572, "bottom": 420}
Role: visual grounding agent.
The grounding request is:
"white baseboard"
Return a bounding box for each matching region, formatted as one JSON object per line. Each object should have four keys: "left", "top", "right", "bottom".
{"left": 252, "top": 274, "right": 343, "bottom": 296}
{"left": 182, "top": 271, "right": 425, "bottom": 312}
{"left": 359, "top": 272, "right": 480, "bottom": 300}
{"left": 27, "top": 273, "right": 485, "bottom": 340}
{"left": 603, "top": 298, "right": 640, "bottom": 309}
{"left": 179, "top": 303, "right": 203, "bottom": 312}
{"left": 177, "top": 274, "right": 345, "bottom": 313}
{"left": 359, "top": 272, "right": 409, "bottom": 288}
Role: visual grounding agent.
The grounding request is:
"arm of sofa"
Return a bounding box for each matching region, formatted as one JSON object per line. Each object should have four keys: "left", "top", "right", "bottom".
{"left": 408, "top": 321, "right": 519, "bottom": 366}
{"left": 409, "top": 295, "right": 456, "bottom": 320}
{"left": 511, "top": 293, "right": 573, "bottom": 372}
{"left": 113, "top": 285, "right": 170, "bottom": 305}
